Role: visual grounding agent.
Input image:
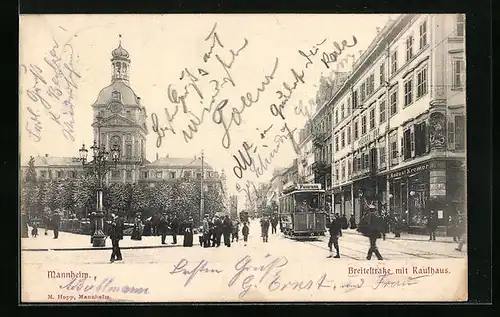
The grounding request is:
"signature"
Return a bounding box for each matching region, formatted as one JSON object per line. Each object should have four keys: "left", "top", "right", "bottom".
{"left": 319, "top": 36, "right": 358, "bottom": 68}
{"left": 170, "top": 258, "right": 223, "bottom": 287}
{"left": 372, "top": 273, "right": 432, "bottom": 290}
{"left": 59, "top": 277, "right": 149, "bottom": 295}
{"left": 151, "top": 23, "right": 250, "bottom": 149}
{"left": 21, "top": 32, "right": 81, "bottom": 143}
{"left": 228, "top": 254, "right": 289, "bottom": 298}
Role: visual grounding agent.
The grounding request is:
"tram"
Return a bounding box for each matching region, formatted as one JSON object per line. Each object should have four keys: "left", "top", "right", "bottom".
{"left": 278, "top": 183, "right": 327, "bottom": 239}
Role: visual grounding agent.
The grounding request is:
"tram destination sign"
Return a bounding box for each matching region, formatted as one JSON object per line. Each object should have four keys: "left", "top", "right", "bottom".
{"left": 296, "top": 184, "right": 322, "bottom": 190}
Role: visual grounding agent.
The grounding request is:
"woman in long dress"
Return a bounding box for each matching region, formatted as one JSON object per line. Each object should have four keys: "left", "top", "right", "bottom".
{"left": 183, "top": 217, "right": 194, "bottom": 247}
{"left": 131, "top": 214, "right": 143, "bottom": 241}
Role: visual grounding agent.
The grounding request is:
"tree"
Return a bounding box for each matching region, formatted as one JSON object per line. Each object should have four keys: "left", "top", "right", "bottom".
{"left": 174, "top": 182, "right": 200, "bottom": 223}
{"left": 150, "top": 181, "right": 175, "bottom": 214}
{"left": 130, "top": 183, "right": 149, "bottom": 217}
{"left": 104, "top": 183, "right": 130, "bottom": 214}
{"left": 42, "top": 179, "right": 60, "bottom": 211}
{"left": 73, "top": 175, "right": 97, "bottom": 218}
{"left": 21, "top": 156, "right": 38, "bottom": 220}
{"left": 204, "top": 186, "right": 225, "bottom": 219}
{"left": 60, "top": 179, "right": 76, "bottom": 217}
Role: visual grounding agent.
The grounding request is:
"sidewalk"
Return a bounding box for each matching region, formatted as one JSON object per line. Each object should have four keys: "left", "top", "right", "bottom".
{"left": 22, "top": 226, "right": 195, "bottom": 251}
{"left": 341, "top": 228, "right": 458, "bottom": 243}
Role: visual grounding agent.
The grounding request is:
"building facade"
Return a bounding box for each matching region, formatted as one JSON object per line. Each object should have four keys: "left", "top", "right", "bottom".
{"left": 328, "top": 14, "right": 465, "bottom": 231}
{"left": 21, "top": 40, "right": 226, "bottom": 193}
{"left": 297, "top": 121, "right": 315, "bottom": 184}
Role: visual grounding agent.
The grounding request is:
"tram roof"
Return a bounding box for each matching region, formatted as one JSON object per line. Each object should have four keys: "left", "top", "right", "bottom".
{"left": 280, "top": 189, "right": 326, "bottom": 197}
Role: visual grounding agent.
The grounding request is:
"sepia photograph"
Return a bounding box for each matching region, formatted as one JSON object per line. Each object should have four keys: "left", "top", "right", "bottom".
{"left": 19, "top": 13, "right": 467, "bottom": 302}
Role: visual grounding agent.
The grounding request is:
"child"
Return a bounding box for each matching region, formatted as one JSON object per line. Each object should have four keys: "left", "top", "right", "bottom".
{"left": 31, "top": 223, "right": 38, "bottom": 238}
{"left": 242, "top": 222, "right": 249, "bottom": 246}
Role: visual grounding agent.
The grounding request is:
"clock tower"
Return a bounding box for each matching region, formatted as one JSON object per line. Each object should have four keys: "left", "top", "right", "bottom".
{"left": 91, "top": 36, "right": 149, "bottom": 184}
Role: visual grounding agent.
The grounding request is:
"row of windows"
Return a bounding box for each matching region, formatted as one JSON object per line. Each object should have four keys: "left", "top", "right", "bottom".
{"left": 332, "top": 115, "right": 465, "bottom": 183}
{"left": 142, "top": 171, "right": 217, "bottom": 179}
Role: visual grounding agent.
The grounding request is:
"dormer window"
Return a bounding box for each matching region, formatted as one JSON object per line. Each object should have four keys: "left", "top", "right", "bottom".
{"left": 112, "top": 91, "right": 121, "bottom": 102}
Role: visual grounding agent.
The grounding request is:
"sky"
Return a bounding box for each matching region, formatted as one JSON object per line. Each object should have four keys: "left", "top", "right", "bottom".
{"left": 19, "top": 14, "right": 396, "bottom": 208}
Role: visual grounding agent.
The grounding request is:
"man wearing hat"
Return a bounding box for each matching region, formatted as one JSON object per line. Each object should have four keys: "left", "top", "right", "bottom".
{"left": 327, "top": 213, "right": 342, "bottom": 258}
{"left": 109, "top": 213, "right": 123, "bottom": 262}
{"left": 202, "top": 214, "right": 211, "bottom": 248}
{"left": 358, "top": 204, "right": 384, "bottom": 260}
{"left": 427, "top": 210, "right": 438, "bottom": 241}
{"left": 159, "top": 212, "right": 168, "bottom": 244}
{"left": 51, "top": 210, "right": 61, "bottom": 239}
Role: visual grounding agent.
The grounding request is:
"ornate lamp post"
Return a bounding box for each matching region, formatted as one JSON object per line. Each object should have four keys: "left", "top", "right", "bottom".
{"left": 78, "top": 115, "right": 120, "bottom": 247}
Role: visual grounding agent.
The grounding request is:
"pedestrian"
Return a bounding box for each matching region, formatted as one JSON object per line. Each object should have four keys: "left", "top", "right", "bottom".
{"left": 231, "top": 219, "right": 240, "bottom": 243}
{"left": 427, "top": 210, "right": 438, "bottom": 241}
{"left": 202, "top": 214, "right": 211, "bottom": 248}
{"left": 327, "top": 214, "right": 342, "bottom": 258}
{"left": 170, "top": 214, "right": 180, "bottom": 244}
{"left": 340, "top": 214, "right": 349, "bottom": 230}
{"left": 51, "top": 210, "right": 61, "bottom": 239}
{"left": 222, "top": 215, "right": 232, "bottom": 247}
{"left": 271, "top": 216, "right": 278, "bottom": 234}
{"left": 392, "top": 215, "right": 402, "bottom": 238}
{"left": 357, "top": 204, "right": 384, "bottom": 260}
{"left": 455, "top": 212, "right": 467, "bottom": 251}
{"left": 31, "top": 223, "right": 38, "bottom": 238}
{"left": 183, "top": 217, "right": 194, "bottom": 247}
{"left": 242, "top": 222, "right": 249, "bottom": 246}
{"left": 380, "top": 211, "right": 389, "bottom": 240}
{"left": 131, "top": 213, "right": 143, "bottom": 241}
{"left": 349, "top": 214, "right": 357, "bottom": 229}
{"left": 109, "top": 214, "right": 123, "bottom": 263}
{"left": 159, "top": 212, "right": 168, "bottom": 244}
{"left": 452, "top": 211, "right": 463, "bottom": 242}
{"left": 260, "top": 216, "right": 270, "bottom": 242}
{"left": 213, "top": 216, "right": 223, "bottom": 247}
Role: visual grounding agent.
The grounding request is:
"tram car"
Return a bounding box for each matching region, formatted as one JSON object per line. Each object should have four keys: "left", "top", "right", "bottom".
{"left": 278, "top": 183, "right": 327, "bottom": 239}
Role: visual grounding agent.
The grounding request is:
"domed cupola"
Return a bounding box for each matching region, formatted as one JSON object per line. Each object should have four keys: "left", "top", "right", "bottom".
{"left": 111, "top": 35, "right": 131, "bottom": 83}
{"left": 112, "top": 43, "right": 130, "bottom": 60}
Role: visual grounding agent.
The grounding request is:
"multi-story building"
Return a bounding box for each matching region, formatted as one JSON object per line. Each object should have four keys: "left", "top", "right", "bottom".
{"left": 21, "top": 40, "right": 226, "bottom": 192}
{"left": 297, "top": 121, "right": 315, "bottom": 184}
{"left": 328, "top": 14, "right": 465, "bottom": 232}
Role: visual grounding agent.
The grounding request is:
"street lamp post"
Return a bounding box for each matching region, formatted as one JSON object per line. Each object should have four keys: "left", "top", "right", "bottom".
{"left": 78, "top": 115, "right": 120, "bottom": 247}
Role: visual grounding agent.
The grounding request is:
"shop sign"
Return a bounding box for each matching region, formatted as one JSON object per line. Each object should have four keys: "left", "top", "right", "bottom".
{"left": 388, "top": 162, "right": 430, "bottom": 180}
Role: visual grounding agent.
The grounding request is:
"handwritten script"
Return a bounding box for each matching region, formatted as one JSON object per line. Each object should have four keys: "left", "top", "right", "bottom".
{"left": 21, "top": 29, "right": 81, "bottom": 143}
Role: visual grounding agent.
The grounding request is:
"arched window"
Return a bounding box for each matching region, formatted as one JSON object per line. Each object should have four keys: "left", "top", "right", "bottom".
{"left": 110, "top": 136, "right": 122, "bottom": 157}
{"left": 115, "top": 62, "right": 121, "bottom": 75}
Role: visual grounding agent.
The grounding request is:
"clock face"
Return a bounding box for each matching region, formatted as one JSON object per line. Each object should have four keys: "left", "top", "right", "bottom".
{"left": 108, "top": 102, "right": 123, "bottom": 113}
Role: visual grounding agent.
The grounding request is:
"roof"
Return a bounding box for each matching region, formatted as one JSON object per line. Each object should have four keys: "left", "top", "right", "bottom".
{"left": 92, "top": 80, "right": 140, "bottom": 106}
{"left": 145, "top": 157, "right": 213, "bottom": 169}
{"left": 23, "top": 156, "right": 81, "bottom": 167}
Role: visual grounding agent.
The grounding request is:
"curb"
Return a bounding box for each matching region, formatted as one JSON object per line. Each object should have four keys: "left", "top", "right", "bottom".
{"left": 21, "top": 244, "right": 184, "bottom": 252}
{"left": 340, "top": 229, "right": 458, "bottom": 244}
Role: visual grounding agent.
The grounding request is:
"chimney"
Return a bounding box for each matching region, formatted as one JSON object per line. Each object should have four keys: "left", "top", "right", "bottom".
{"left": 45, "top": 154, "right": 49, "bottom": 157}
{"left": 137, "top": 97, "right": 141, "bottom": 104}
{"left": 156, "top": 153, "right": 159, "bottom": 160}
{"left": 166, "top": 154, "right": 169, "bottom": 158}
{"left": 376, "top": 27, "right": 381, "bottom": 33}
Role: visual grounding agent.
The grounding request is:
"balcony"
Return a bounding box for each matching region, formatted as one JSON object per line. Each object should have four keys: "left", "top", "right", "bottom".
{"left": 312, "top": 160, "right": 329, "bottom": 174}
{"left": 312, "top": 132, "right": 326, "bottom": 148}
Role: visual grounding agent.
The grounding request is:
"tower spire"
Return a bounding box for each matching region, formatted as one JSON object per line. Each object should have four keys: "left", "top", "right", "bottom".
{"left": 119, "top": 34, "right": 122, "bottom": 46}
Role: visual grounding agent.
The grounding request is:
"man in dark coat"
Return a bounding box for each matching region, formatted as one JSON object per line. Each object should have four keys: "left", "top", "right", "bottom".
{"left": 109, "top": 214, "right": 124, "bottom": 262}
{"left": 349, "top": 214, "right": 357, "bottom": 229}
{"left": 340, "top": 214, "right": 349, "bottom": 230}
{"left": 427, "top": 210, "right": 438, "bottom": 241}
{"left": 260, "top": 217, "right": 270, "bottom": 242}
{"left": 213, "top": 216, "right": 223, "bottom": 247}
{"left": 327, "top": 214, "right": 342, "bottom": 258}
{"left": 222, "top": 215, "right": 233, "bottom": 247}
{"left": 170, "top": 214, "right": 180, "bottom": 244}
{"left": 159, "top": 212, "right": 168, "bottom": 244}
{"left": 51, "top": 211, "right": 61, "bottom": 239}
{"left": 271, "top": 216, "right": 278, "bottom": 234}
{"left": 358, "top": 205, "right": 384, "bottom": 260}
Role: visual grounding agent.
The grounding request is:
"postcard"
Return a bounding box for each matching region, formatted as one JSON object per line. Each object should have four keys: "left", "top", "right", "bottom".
{"left": 19, "top": 13, "right": 467, "bottom": 303}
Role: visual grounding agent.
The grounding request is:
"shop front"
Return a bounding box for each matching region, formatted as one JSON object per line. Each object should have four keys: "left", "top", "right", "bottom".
{"left": 387, "top": 159, "right": 464, "bottom": 234}
{"left": 388, "top": 161, "right": 431, "bottom": 233}
{"left": 332, "top": 185, "right": 353, "bottom": 218}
